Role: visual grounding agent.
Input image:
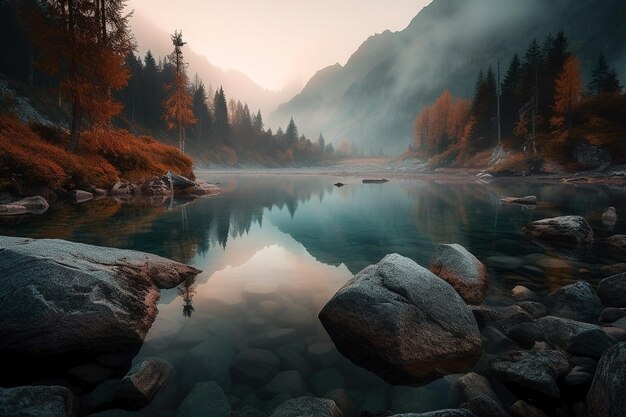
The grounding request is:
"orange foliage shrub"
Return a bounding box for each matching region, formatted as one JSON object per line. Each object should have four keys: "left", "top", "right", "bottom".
{"left": 0, "top": 116, "right": 194, "bottom": 191}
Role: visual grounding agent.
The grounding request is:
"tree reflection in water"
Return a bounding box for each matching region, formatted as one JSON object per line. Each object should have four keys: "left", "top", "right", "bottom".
{"left": 178, "top": 276, "right": 197, "bottom": 318}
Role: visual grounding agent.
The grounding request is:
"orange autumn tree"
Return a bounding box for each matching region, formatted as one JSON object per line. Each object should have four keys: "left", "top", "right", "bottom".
{"left": 414, "top": 90, "right": 471, "bottom": 154}
{"left": 29, "top": 0, "right": 134, "bottom": 152}
{"left": 551, "top": 55, "right": 583, "bottom": 129}
{"left": 164, "top": 30, "right": 196, "bottom": 154}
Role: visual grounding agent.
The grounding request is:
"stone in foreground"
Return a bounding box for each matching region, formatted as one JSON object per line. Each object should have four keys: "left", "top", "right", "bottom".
{"left": 0, "top": 236, "right": 201, "bottom": 374}
{"left": 0, "top": 385, "right": 75, "bottom": 417}
{"left": 319, "top": 254, "right": 482, "bottom": 384}
{"left": 489, "top": 350, "right": 568, "bottom": 399}
{"left": 522, "top": 215, "right": 593, "bottom": 246}
{"left": 429, "top": 243, "right": 488, "bottom": 305}
{"left": 587, "top": 343, "right": 626, "bottom": 417}
{"left": 269, "top": 397, "right": 342, "bottom": 417}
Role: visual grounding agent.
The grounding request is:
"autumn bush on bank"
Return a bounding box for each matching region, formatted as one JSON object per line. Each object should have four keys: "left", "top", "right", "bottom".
{"left": 0, "top": 115, "right": 194, "bottom": 193}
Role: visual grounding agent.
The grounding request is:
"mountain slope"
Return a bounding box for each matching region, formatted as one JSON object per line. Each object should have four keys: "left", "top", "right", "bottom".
{"left": 270, "top": 0, "right": 626, "bottom": 154}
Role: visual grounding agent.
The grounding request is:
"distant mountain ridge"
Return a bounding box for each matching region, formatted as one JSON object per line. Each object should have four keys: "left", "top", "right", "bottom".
{"left": 270, "top": 0, "right": 626, "bottom": 154}
{"left": 130, "top": 12, "right": 299, "bottom": 116}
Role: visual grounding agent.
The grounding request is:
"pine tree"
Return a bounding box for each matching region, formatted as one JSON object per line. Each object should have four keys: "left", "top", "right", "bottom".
{"left": 285, "top": 118, "right": 298, "bottom": 144}
{"left": 213, "top": 86, "right": 229, "bottom": 142}
{"left": 190, "top": 78, "right": 212, "bottom": 142}
{"left": 253, "top": 110, "right": 264, "bottom": 133}
{"left": 588, "top": 53, "right": 623, "bottom": 95}
{"left": 501, "top": 54, "right": 522, "bottom": 134}
{"left": 164, "top": 30, "right": 196, "bottom": 154}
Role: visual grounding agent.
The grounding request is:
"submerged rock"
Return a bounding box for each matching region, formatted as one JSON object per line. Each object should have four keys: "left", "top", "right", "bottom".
{"left": 511, "top": 286, "right": 541, "bottom": 302}
{"left": 176, "top": 381, "right": 230, "bottom": 417}
{"left": 501, "top": 196, "right": 537, "bottom": 205}
{"left": 601, "top": 207, "right": 617, "bottom": 227}
{"left": 450, "top": 372, "right": 507, "bottom": 417}
{"left": 522, "top": 215, "right": 594, "bottom": 246}
{"left": 429, "top": 243, "right": 488, "bottom": 305}
{"left": 0, "top": 385, "right": 75, "bottom": 417}
{"left": 587, "top": 343, "right": 626, "bottom": 417}
{"left": 0, "top": 236, "right": 200, "bottom": 377}
{"left": 544, "top": 281, "right": 602, "bottom": 323}
{"left": 538, "top": 316, "right": 616, "bottom": 359}
{"left": 83, "top": 359, "right": 173, "bottom": 413}
{"left": 489, "top": 350, "right": 569, "bottom": 398}
{"left": 362, "top": 179, "right": 389, "bottom": 184}
{"left": 606, "top": 235, "right": 626, "bottom": 260}
{"left": 231, "top": 349, "right": 281, "bottom": 387}
{"left": 269, "top": 396, "right": 342, "bottom": 417}
{"left": 597, "top": 272, "right": 626, "bottom": 308}
{"left": 319, "top": 254, "right": 482, "bottom": 384}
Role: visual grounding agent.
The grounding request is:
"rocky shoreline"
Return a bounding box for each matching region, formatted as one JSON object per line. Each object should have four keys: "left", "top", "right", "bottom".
{"left": 0, "top": 172, "right": 220, "bottom": 216}
{"left": 0, "top": 209, "right": 625, "bottom": 416}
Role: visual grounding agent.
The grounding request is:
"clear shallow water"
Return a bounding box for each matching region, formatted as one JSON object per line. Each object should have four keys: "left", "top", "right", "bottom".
{"left": 1, "top": 174, "right": 625, "bottom": 416}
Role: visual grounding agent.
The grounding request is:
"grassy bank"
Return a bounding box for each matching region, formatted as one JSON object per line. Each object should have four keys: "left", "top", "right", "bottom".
{"left": 0, "top": 115, "right": 194, "bottom": 195}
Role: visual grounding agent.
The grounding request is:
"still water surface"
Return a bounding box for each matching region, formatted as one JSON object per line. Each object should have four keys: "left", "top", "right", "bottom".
{"left": 2, "top": 174, "right": 625, "bottom": 416}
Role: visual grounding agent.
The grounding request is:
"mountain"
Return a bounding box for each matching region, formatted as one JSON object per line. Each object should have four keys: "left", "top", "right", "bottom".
{"left": 270, "top": 0, "right": 626, "bottom": 155}
{"left": 130, "top": 12, "right": 299, "bottom": 116}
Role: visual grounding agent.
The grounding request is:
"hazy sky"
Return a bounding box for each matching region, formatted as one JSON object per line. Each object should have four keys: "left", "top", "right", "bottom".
{"left": 126, "top": 0, "right": 432, "bottom": 91}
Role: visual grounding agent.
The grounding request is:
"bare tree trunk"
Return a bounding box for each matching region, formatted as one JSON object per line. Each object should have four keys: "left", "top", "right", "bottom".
{"left": 68, "top": 94, "right": 81, "bottom": 152}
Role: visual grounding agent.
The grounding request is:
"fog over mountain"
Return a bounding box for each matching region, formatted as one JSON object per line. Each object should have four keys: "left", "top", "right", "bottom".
{"left": 130, "top": 12, "right": 301, "bottom": 116}
{"left": 270, "top": 0, "right": 626, "bottom": 155}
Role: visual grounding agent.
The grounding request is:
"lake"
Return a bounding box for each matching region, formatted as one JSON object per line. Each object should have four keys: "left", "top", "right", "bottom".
{"left": 1, "top": 174, "right": 625, "bottom": 416}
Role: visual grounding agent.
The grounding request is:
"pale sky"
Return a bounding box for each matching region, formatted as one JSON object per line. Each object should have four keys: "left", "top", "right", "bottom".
{"left": 125, "top": 0, "right": 432, "bottom": 91}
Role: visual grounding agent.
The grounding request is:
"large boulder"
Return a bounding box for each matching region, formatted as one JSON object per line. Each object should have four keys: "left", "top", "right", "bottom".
{"left": 0, "top": 236, "right": 200, "bottom": 375}
{"left": 597, "top": 272, "right": 626, "bottom": 308}
{"left": 0, "top": 385, "right": 75, "bottom": 417}
{"left": 319, "top": 254, "right": 482, "bottom": 384}
{"left": 429, "top": 243, "right": 488, "bottom": 305}
{"left": 522, "top": 216, "right": 594, "bottom": 246}
{"left": 544, "top": 281, "right": 602, "bottom": 323}
{"left": 587, "top": 343, "right": 626, "bottom": 417}
{"left": 269, "top": 397, "right": 342, "bottom": 417}
{"left": 489, "top": 350, "right": 569, "bottom": 399}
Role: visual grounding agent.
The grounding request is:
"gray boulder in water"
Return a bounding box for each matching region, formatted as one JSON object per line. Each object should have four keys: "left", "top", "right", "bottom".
{"left": 544, "top": 281, "right": 602, "bottom": 323}
{"left": 587, "top": 343, "right": 626, "bottom": 417}
{"left": 429, "top": 243, "right": 488, "bottom": 305}
{"left": 522, "top": 215, "right": 594, "bottom": 246}
{"left": 318, "top": 254, "right": 482, "bottom": 384}
{"left": 166, "top": 172, "right": 196, "bottom": 190}
{"left": 0, "top": 236, "right": 201, "bottom": 372}
{"left": 597, "top": 272, "right": 626, "bottom": 308}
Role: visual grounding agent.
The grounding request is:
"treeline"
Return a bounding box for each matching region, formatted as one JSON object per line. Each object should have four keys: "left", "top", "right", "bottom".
{"left": 414, "top": 31, "right": 625, "bottom": 168}
{"left": 116, "top": 51, "right": 336, "bottom": 166}
{"left": 0, "top": 1, "right": 337, "bottom": 167}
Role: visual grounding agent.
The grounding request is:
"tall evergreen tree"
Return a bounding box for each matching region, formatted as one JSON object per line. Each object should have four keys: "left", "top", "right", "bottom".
{"left": 213, "top": 86, "right": 229, "bottom": 142}
{"left": 285, "top": 117, "right": 299, "bottom": 145}
{"left": 588, "top": 53, "right": 623, "bottom": 95}
{"left": 190, "top": 79, "right": 212, "bottom": 143}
